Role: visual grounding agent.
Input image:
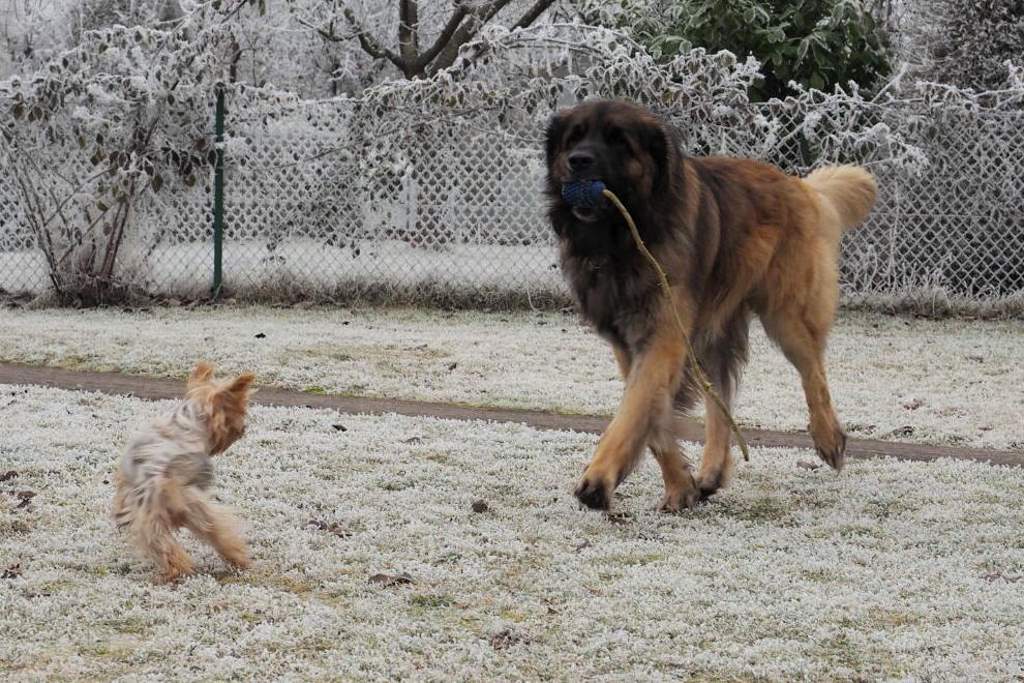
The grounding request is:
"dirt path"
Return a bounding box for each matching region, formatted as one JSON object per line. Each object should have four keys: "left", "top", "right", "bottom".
{"left": 1, "top": 362, "right": 1020, "bottom": 467}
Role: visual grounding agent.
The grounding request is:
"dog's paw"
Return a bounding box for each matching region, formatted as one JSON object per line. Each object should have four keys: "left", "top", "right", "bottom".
{"left": 811, "top": 422, "right": 847, "bottom": 471}
{"left": 158, "top": 564, "right": 194, "bottom": 584}
{"left": 227, "top": 554, "right": 251, "bottom": 571}
{"left": 658, "top": 487, "right": 699, "bottom": 513}
{"left": 157, "top": 549, "right": 195, "bottom": 584}
{"left": 658, "top": 469, "right": 701, "bottom": 512}
{"left": 694, "top": 471, "right": 728, "bottom": 502}
{"left": 574, "top": 475, "right": 613, "bottom": 511}
{"left": 218, "top": 544, "right": 251, "bottom": 570}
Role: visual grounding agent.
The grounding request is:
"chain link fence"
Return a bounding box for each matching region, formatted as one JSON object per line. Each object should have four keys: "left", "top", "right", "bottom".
{"left": 2, "top": 27, "right": 1022, "bottom": 313}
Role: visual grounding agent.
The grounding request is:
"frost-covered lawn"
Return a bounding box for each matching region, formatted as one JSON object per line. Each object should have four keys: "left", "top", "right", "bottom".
{"left": 2, "top": 384, "right": 1023, "bottom": 680}
{"left": 0, "top": 240, "right": 564, "bottom": 300}
{"left": 1, "top": 305, "right": 1021, "bottom": 450}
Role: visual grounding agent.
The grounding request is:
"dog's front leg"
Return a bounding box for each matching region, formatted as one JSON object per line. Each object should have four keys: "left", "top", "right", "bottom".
{"left": 575, "top": 312, "right": 697, "bottom": 511}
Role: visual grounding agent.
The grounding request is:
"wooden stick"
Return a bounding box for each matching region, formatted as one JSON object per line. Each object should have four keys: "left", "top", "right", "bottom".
{"left": 602, "top": 188, "right": 751, "bottom": 462}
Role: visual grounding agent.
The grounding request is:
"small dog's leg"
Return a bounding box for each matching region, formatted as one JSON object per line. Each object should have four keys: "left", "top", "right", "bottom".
{"left": 206, "top": 511, "right": 251, "bottom": 570}
{"left": 182, "top": 490, "right": 250, "bottom": 570}
{"left": 128, "top": 477, "right": 197, "bottom": 582}
{"left": 157, "top": 542, "right": 196, "bottom": 583}
{"left": 132, "top": 513, "right": 194, "bottom": 582}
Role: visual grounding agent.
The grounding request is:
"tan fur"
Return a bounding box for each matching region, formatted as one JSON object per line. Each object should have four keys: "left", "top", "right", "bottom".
{"left": 803, "top": 165, "right": 878, "bottom": 238}
{"left": 583, "top": 300, "right": 700, "bottom": 507}
{"left": 695, "top": 391, "right": 737, "bottom": 494}
{"left": 188, "top": 372, "right": 255, "bottom": 455}
{"left": 609, "top": 337, "right": 699, "bottom": 511}
{"left": 112, "top": 362, "right": 255, "bottom": 582}
{"left": 590, "top": 157, "right": 870, "bottom": 508}
{"left": 691, "top": 158, "right": 867, "bottom": 482}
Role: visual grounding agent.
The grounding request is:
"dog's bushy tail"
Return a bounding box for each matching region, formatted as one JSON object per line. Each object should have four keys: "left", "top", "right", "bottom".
{"left": 805, "top": 165, "right": 877, "bottom": 233}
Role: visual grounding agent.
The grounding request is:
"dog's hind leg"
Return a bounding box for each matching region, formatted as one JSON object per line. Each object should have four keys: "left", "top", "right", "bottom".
{"left": 611, "top": 344, "right": 632, "bottom": 381}
{"left": 694, "top": 313, "right": 751, "bottom": 499}
{"left": 759, "top": 302, "right": 846, "bottom": 470}
{"left": 111, "top": 471, "right": 134, "bottom": 530}
{"left": 132, "top": 488, "right": 194, "bottom": 583}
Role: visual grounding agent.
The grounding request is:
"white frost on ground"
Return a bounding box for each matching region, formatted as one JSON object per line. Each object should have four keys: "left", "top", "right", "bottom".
{"left": 1, "top": 384, "right": 1023, "bottom": 680}
{"left": 1, "top": 306, "right": 1021, "bottom": 450}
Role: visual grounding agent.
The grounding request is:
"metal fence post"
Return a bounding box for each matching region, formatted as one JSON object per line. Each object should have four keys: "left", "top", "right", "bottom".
{"left": 211, "top": 84, "right": 226, "bottom": 299}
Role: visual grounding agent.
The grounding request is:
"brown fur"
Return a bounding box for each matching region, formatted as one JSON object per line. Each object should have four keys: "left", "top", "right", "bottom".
{"left": 544, "top": 100, "right": 877, "bottom": 511}
{"left": 186, "top": 362, "right": 255, "bottom": 455}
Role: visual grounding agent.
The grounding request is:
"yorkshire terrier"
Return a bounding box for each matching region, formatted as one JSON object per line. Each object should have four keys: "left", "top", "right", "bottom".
{"left": 112, "top": 362, "right": 255, "bottom": 582}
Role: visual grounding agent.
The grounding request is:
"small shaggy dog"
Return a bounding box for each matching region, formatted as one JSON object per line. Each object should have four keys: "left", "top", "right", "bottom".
{"left": 112, "top": 362, "right": 255, "bottom": 582}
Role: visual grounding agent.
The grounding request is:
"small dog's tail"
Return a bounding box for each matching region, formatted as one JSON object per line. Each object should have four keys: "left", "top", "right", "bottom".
{"left": 804, "top": 165, "right": 877, "bottom": 234}
{"left": 111, "top": 470, "right": 137, "bottom": 530}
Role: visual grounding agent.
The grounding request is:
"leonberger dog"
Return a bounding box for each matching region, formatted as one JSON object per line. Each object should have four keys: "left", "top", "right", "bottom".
{"left": 544, "top": 100, "right": 877, "bottom": 512}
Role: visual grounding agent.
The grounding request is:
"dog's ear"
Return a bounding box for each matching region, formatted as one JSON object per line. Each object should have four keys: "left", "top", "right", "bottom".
{"left": 227, "top": 373, "right": 256, "bottom": 400}
{"left": 544, "top": 112, "right": 565, "bottom": 165}
{"left": 641, "top": 120, "right": 677, "bottom": 192}
{"left": 188, "top": 362, "right": 215, "bottom": 388}
{"left": 206, "top": 372, "right": 255, "bottom": 455}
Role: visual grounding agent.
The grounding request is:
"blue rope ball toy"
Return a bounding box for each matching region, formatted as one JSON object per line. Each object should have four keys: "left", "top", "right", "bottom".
{"left": 561, "top": 179, "right": 606, "bottom": 208}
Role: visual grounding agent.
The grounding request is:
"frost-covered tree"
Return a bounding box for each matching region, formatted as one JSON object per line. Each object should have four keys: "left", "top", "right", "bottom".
{"left": 925, "top": 0, "right": 1024, "bottom": 90}
{"left": 1, "top": 20, "right": 242, "bottom": 303}
{"left": 297, "top": 0, "right": 559, "bottom": 81}
{"left": 69, "top": 0, "right": 185, "bottom": 39}
{"left": 1, "top": 0, "right": 187, "bottom": 78}
{"left": 1, "top": 0, "right": 75, "bottom": 75}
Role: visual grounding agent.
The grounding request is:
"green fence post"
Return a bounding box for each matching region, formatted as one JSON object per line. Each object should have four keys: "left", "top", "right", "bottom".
{"left": 211, "top": 84, "right": 226, "bottom": 300}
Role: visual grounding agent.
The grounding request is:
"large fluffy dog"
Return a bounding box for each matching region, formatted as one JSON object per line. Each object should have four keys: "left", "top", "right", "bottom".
{"left": 544, "top": 100, "right": 877, "bottom": 512}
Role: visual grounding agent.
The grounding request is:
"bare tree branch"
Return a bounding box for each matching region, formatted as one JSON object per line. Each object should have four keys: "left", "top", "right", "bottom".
{"left": 513, "top": 0, "right": 558, "bottom": 29}
{"left": 341, "top": 5, "right": 407, "bottom": 73}
{"left": 415, "top": 6, "right": 470, "bottom": 71}
{"left": 427, "top": 0, "right": 557, "bottom": 75}
{"left": 308, "top": 0, "right": 557, "bottom": 80}
{"left": 398, "top": 0, "right": 419, "bottom": 71}
{"left": 304, "top": 4, "right": 409, "bottom": 76}
{"left": 427, "top": 0, "right": 516, "bottom": 76}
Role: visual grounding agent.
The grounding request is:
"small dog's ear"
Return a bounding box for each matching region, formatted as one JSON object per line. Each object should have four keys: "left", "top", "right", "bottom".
{"left": 207, "top": 372, "right": 256, "bottom": 454}
{"left": 188, "top": 362, "right": 216, "bottom": 387}
{"left": 227, "top": 373, "right": 256, "bottom": 398}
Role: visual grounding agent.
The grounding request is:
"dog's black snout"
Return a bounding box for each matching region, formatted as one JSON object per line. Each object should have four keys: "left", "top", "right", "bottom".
{"left": 568, "top": 151, "right": 594, "bottom": 172}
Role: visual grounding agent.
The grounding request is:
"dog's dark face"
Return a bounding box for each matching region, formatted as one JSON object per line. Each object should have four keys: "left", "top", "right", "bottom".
{"left": 545, "top": 100, "right": 673, "bottom": 229}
